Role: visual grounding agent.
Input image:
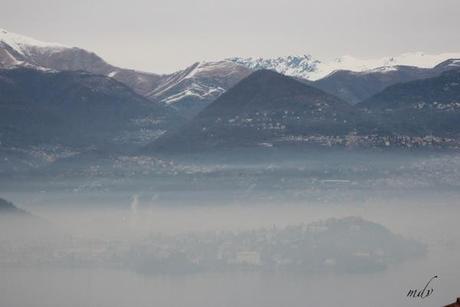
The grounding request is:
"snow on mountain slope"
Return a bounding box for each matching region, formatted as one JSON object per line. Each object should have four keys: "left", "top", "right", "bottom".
{"left": 0, "top": 28, "right": 250, "bottom": 109}
{"left": 228, "top": 55, "right": 320, "bottom": 81}
{"left": 229, "top": 52, "right": 460, "bottom": 81}
{"left": 0, "top": 28, "right": 66, "bottom": 57}
{"left": 146, "top": 61, "right": 252, "bottom": 116}
{"left": 3, "top": 28, "right": 460, "bottom": 114}
{"left": 0, "top": 28, "right": 69, "bottom": 69}
{"left": 0, "top": 28, "right": 165, "bottom": 96}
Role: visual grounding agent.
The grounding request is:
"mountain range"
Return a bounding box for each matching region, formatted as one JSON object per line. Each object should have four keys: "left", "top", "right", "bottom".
{"left": 151, "top": 69, "right": 460, "bottom": 152}
{"left": 2, "top": 28, "right": 460, "bottom": 112}
{"left": 229, "top": 53, "right": 460, "bottom": 81}
{"left": 1, "top": 28, "right": 460, "bottom": 154}
{"left": 0, "top": 29, "right": 250, "bottom": 116}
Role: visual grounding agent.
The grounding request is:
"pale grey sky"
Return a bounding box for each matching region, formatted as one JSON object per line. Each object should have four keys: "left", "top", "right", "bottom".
{"left": 1, "top": 0, "right": 460, "bottom": 73}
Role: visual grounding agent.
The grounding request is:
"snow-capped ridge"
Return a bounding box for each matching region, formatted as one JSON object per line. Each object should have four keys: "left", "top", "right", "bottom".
{"left": 0, "top": 28, "right": 67, "bottom": 56}
{"left": 229, "top": 52, "right": 460, "bottom": 81}
{"left": 228, "top": 55, "right": 319, "bottom": 80}
{"left": 146, "top": 60, "right": 252, "bottom": 114}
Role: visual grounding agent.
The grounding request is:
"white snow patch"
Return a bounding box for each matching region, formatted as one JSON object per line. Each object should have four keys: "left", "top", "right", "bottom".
{"left": 0, "top": 28, "right": 67, "bottom": 56}
{"left": 184, "top": 60, "right": 246, "bottom": 80}
{"left": 161, "top": 84, "right": 225, "bottom": 105}
{"left": 229, "top": 52, "right": 460, "bottom": 81}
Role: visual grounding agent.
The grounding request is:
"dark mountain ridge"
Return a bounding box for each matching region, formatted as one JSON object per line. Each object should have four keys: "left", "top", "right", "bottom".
{"left": 313, "top": 59, "right": 460, "bottom": 105}
{"left": 360, "top": 69, "right": 460, "bottom": 137}
{"left": 0, "top": 68, "right": 179, "bottom": 149}
{"left": 313, "top": 66, "right": 433, "bottom": 105}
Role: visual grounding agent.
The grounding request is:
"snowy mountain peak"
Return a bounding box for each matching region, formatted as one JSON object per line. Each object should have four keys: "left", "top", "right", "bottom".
{"left": 228, "top": 52, "right": 460, "bottom": 81}
{"left": 146, "top": 60, "right": 252, "bottom": 115}
{"left": 228, "top": 55, "right": 320, "bottom": 80}
{"left": 0, "top": 28, "right": 67, "bottom": 56}
{"left": 184, "top": 60, "right": 250, "bottom": 80}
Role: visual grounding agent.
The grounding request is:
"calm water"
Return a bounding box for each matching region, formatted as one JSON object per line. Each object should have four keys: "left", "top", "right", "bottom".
{"left": 0, "top": 248, "right": 458, "bottom": 307}
{"left": 1, "top": 201, "right": 459, "bottom": 307}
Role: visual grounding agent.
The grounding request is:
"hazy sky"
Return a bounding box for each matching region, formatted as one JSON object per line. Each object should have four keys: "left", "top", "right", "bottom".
{"left": 2, "top": 0, "right": 460, "bottom": 73}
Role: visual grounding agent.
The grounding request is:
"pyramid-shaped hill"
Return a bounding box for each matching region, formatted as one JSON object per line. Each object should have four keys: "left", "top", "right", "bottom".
{"left": 149, "top": 70, "right": 377, "bottom": 152}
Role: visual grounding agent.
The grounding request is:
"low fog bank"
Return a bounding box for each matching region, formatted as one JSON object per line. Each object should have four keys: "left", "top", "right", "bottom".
{"left": 2, "top": 150, "right": 460, "bottom": 209}
{"left": 1, "top": 150, "right": 460, "bottom": 307}
{"left": 1, "top": 197, "right": 458, "bottom": 274}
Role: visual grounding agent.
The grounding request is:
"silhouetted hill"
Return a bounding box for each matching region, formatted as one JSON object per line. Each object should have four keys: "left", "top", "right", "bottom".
{"left": 0, "top": 198, "right": 28, "bottom": 215}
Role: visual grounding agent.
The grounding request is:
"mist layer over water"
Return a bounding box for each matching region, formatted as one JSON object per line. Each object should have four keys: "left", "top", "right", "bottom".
{"left": 1, "top": 151, "right": 459, "bottom": 307}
